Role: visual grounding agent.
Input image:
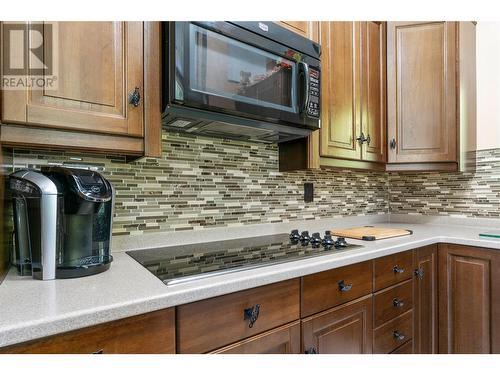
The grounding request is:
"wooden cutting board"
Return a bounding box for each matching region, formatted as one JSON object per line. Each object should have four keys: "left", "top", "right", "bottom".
{"left": 331, "top": 226, "right": 413, "bottom": 241}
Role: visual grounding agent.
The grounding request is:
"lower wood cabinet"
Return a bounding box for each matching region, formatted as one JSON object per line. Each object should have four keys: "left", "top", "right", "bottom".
{"left": 438, "top": 243, "right": 500, "bottom": 353}
{"left": 301, "top": 295, "right": 373, "bottom": 354}
{"left": 413, "top": 245, "right": 438, "bottom": 354}
{"left": 0, "top": 308, "right": 175, "bottom": 354}
{"left": 210, "top": 322, "right": 301, "bottom": 354}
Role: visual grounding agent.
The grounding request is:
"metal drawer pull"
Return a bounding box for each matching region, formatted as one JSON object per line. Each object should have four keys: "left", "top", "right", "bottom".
{"left": 128, "top": 87, "right": 141, "bottom": 107}
{"left": 305, "top": 347, "right": 318, "bottom": 354}
{"left": 393, "top": 298, "right": 404, "bottom": 308}
{"left": 393, "top": 331, "right": 405, "bottom": 341}
{"left": 393, "top": 265, "right": 405, "bottom": 274}
{"left": 415, "top": 267, "right": 425, "bottom": 279}
{"left": 338, "top": 280, "right": 353, "bottom": 292}
{"left": 244, "top": 304, "right": 260, "bottom": 328}
{"left": 92, "top": 349, "right": 104, "bottom": 354}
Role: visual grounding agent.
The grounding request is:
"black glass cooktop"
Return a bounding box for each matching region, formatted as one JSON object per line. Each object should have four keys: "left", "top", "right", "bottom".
{"left": 126, "top": 233, "right": 362, "bottom": 285}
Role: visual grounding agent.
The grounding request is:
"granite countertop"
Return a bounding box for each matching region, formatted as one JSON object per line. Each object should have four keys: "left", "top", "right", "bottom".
{"left": 2, "top": 215, "right": 500, "bottom": 348}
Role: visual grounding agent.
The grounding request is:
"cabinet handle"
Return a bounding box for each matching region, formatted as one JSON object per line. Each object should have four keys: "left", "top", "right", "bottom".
{"left": 92, "top": 349, "right": 104, "bottom": 354}
{"left": 366, "top": 134, "right": 371, "bottom": 146}
{"left": 356, "top": 132, "right": 368, "bottom": 145}
{"left": 393, "top": 331, "right": 405, "bottom": 341}
{"left": 393, "top": 265, "right": 405, "bottom": 274}
{"left": 305, "top": 347, "right": 318, "bottom": 354}
{"left": 415, "top": 267, "right": 425, "bottom": 279}
{"left": 244, "top": 304, "right": 260, "bottom": 328}
{"left": 390, "top": 138, "right": 397, "bottom": 149}
{"left": 338, "top": 280, "right": 353, "bottom": 292}
{"left": 393, "top": 298, "right": 404, "bottom": 308}
{"left": 128, "top": 87, "right": 141, "bottom": 107}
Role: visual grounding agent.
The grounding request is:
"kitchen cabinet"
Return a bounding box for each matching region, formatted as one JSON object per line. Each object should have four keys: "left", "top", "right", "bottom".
{"left": 0, "top": 308, "right": 175, "bottom": 354}
{"left": 438, "top": 244, "right": 500, "bottom": 353}
{"left": 413, "top": 245, "right": 438, "bottom": 354}
{"left": 0, "top": 22, "right": 161, "bottom": 158}
{"left": 302, "top": 295, "right": 373, "bottom": 354}
{"left": 277, "top": 21, "right": 319, "bottom": 42}
{"left": 386, "top": 22, "right": 476, "bottom": 171}
{"left": 210, "top": 322, "right": 301, "bottom": 354}
{"left": 177, "top": 279, "right": 300, "bottom": 353}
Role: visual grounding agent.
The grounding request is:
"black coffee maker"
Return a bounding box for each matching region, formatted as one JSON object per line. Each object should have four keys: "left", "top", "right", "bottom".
{"left": 9, "top": 166, "right": 114, "bottom": 280}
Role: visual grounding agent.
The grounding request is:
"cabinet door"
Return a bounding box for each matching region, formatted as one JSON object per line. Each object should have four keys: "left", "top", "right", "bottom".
{"left": 319, "top": 22, "right": 361, "bottom": 160}
{"left": 413, "top": 245, "right": 438, "bottom": 354}
{"left": 387, "top": 22, "right": 457, "bottom": 164}
{"left": 360, "top": 21, "right": 386, "bottom": 163}
{"left": 302, "top": 295, "right": 373, "bottom": 354}
{"left": 277, "top": 21, "right": 319, "bottom": 42}
{"left": 438, "top": 244, "right": 500, "bottom": 353}
{"left": 210, "top": 322, "right": 300, "bottom": 354}
{"left": 2, "top": 22, "right": 144, "bottom": 137}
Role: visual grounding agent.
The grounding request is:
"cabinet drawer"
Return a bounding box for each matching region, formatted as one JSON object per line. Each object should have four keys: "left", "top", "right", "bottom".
{"left": 301, "top": 261, "right": 373, "bottom": 317}
{"left": 209, "top": 321, "right": 301, "bottom": 354}
{"left": 374, "top": 309, "right": 413, "bottom": 353}
{"left": 0, "top": 308, "right": 175, "bottom": 354}
{"left": 373, "top": 279, "right": 413, "bottom": 327}
{"left": 177, "top": 279, "right": 300, "bottom": 353}
{"left": 373, "top": 251, "right": 413, "bottom": 291}
{"left": 390, "top": 340, "right": 413, "bottom": 354}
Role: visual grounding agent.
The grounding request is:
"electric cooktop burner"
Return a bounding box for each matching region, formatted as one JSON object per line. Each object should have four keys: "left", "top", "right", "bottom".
{"left": 127, "top": 230, "right": 362, "bottom": 285}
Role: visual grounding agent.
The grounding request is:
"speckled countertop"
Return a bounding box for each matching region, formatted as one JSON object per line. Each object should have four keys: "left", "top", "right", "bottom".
{"left": 2, "top": 214, "right": 500, "bottom": 348}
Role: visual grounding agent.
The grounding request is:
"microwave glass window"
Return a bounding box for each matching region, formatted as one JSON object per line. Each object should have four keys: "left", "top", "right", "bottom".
{"left": 187, "top": 24, "right": 297, "bottom": 113}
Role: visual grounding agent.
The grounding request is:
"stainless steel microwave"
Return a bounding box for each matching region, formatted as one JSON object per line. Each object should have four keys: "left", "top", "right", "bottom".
{"left": 162, "top": 21, "right": 321, "bottom": 143}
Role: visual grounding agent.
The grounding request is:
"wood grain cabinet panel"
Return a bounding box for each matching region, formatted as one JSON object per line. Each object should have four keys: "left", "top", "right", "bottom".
{"left": 177, "top": 279, "right": 300, "bottom": 353}
{"left": 387, "top": 22, "right": 457, "bottom": 164}
{"left": 413, "top": 245, "right": 438, "bottom": 354}
{"left": 390, "top": 339, "right": 413, "bottom": 354}
{"left": 373, "top": 279, "right": 413, "bottom": 327}
{"left": 210, "top": 321, "right": 301, "bottom": 354}
{"left": 277, "top": 21, "right": 319, "bottom": 41}
{"left": 438, "top": 244, "right": 500, "bottom": 353}
{"left": 373, "top": 309, "right": 413, "bottom": 354}
{"left": 301, "top": 260, "right": 373, "bottom": 317}
{"left": 0, "top": 308, "right": 175, "bottom": 354}
{"left": 302, "top": 295, "right": 373, "bottom": 354}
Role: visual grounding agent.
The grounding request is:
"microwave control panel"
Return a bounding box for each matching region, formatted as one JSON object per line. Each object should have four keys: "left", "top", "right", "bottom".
{"left": 307, "top": 68, "right": 320, "bottom": 118}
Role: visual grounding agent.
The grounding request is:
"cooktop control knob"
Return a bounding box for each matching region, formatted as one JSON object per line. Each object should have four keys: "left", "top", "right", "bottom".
{"left": 311, "top": 232, "right": 322, "bottom": 248}
{"left": 289, "top": 229, "right": 300, "bottom": 243}
{"left": 300, "top": 231, "right": 311, "bottom": 245}
{"left": 322, "top": 231, "right": 334, "bottom": 249}
{"left": 334, "top": 236, "right": 348, "bottom": 248}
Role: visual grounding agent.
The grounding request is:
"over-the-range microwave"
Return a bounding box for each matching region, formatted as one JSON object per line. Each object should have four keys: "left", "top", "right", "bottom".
{"left": 162, "top": 21, "right": 321, "bottom": 143}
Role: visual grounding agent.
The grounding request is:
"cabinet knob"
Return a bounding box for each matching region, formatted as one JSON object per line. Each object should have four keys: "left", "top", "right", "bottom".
{"left": 366, "top": 134, "right": 371, "bottom": 146}
{"left": 415, "top": 267, "right": 425, "bottom": 279}
{"left": 393, "top": 298, "right": 404, "bottom": 308}
{"left": 244, "top": 304, "right": 260, "bottom": 328}
{"left": 92, "top": 349, "right": 104, "bottom": 354}
{"left": 393, "top": 265, "right": 405, "bottom": 274}
{"left": 356, "top": 132, "right": 368, "bottom": 145}
{"left": 390, "top": 138, "right": 397, "bottom": 149}
{"left": 338, "top": 280, "right": 353, "bottom": 292}
{"left": 305, "top": 347, "right": 318, "bottom": 354}
{"left": 128, "top": 87, "right": 141, "bottom": 107}
{"left": 393, "top": 330, "right": 406, "bottom": 341}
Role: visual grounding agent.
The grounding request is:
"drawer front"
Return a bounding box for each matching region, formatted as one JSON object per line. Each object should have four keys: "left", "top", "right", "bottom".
{"left": 210, "top": 321, "right": 301, "bottom": 354}
{"left": 301, "top": 261, "right": 373, "bottom": 317}
{"left": 373, "top": 251, "right": 414, "bottom": 291}
{"left": 0, "top": 308, "right": 175, "bottom": 354}
{"left": 374, "top": 309, "right": 413, "bottom": 353}
{"left": 374, "top": 279, "right": 413, "bottom": 327}
{"left": 391, "top": 340, "right": 414, "bottom": 354}
{"left": 177, "top": 279, "right": 300, "bottom": 353}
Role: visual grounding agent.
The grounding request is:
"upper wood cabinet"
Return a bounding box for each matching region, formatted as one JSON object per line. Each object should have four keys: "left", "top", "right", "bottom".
{"left": 316, "top": 21, "right": 386, "bottom": 169}
{"left": 0, "top": 22, "right": 161, "bottom": 157}
{"left": 438, "top": 244, "right": 500, "bottom": 353}
{"left": 387, "top": 22, "right": 476, "bottom": 171}
{"left": 277, "top": 21, "right": 319, "bottom": 42}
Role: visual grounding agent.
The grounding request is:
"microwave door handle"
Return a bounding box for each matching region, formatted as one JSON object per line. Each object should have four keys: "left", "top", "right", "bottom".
{"left": 298, "top": 61, "right": 310, "bottom": 114}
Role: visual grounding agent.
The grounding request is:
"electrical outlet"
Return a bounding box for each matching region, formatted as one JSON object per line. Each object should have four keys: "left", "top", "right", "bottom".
{"left": 304, "top": 182, "right": 314, "bottom": 203}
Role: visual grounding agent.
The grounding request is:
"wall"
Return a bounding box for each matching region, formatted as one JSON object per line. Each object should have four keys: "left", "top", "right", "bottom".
{"left": 4, "top": 131, "right": 389, "bottom": 238}
{"left": 476, "top": 22, "right": 500, "bottom": 150}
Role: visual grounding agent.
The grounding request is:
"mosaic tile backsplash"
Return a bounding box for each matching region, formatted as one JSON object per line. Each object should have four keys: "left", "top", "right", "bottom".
{"left": 4, "top": 131, "right": 388, "bottom": 237}
{"left": 389, "top": 149, "right": 500, "bottom": 218}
